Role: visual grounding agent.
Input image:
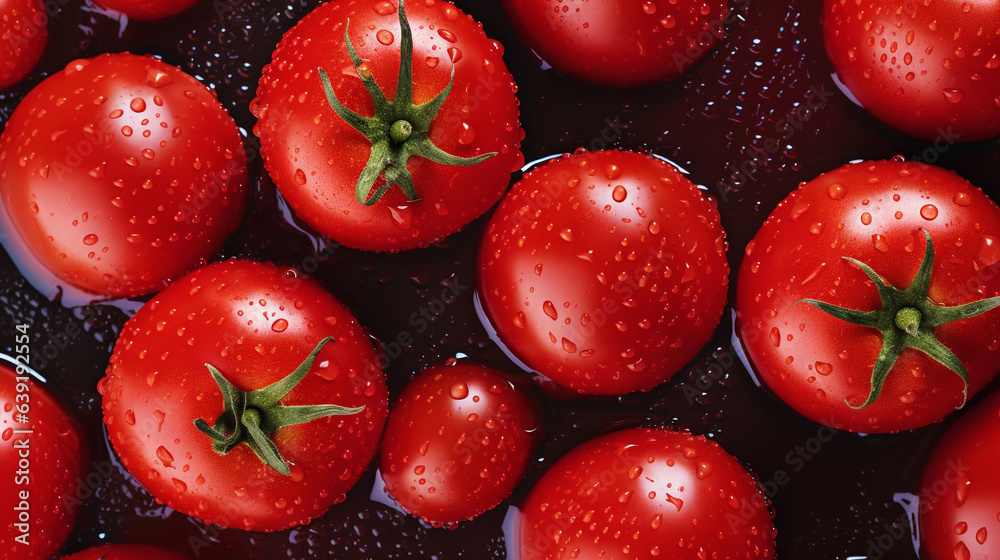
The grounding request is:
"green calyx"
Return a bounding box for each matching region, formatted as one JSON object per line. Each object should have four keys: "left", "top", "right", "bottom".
{"left": 194, "top": 337, "right": 365, "bottom": 476}
{"left": 798, "top": 231, "right": 1000, "bottom": 410}
{"left": 317, "top": 0, "right": 496, "bottom": 206}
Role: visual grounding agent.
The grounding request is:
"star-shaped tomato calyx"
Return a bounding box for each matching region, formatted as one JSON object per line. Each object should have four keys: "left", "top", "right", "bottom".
{"left": 317, "top": 0, "right": 495, "bottom": 206}
{"left": 799, "top": 231, "right": 1000, "bottom": 409}
{"left": 194, "top": 337, "right": 364, "bottom": 476}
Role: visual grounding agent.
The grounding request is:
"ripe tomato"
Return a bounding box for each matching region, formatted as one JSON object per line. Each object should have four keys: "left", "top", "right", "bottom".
{"left": 0, "top": 0, "right": 47, "bottom": 90}
{"left": 1, "top": 361, "right": 85, "bottom": 560}
{"left": 478, "top": 150, "right": 729, "bottom": 395}
{"left": 100, "top": 260, "right": 389, "bottom": 532}
{"left": 736, "top": 159, "right": 1000, "bottom": 433}
{"left": 90, "top": 0, "right": 201, "bottom": 21}
{"left": 379, "top": 360, "right": 540, "bottom": 527}
{"left": 919, "top": 387, "right": 1000, "bottom": 560}
{"left": 518, "top": 427, "right": 777, "bottom": 559}
{"left": 500, "top": 0, "right": 729, "bottom": 87}
{"left": 824, "top": 0, "right": 1000, "bottom": 142}
{"left": 0, "top": 53, "right": 247, "bottom": 299}
{"left": 61, "top": 543, "right": 192, "bottom": 560}
{"left": 252, "top": 0, "right": 523, "bottom": 251}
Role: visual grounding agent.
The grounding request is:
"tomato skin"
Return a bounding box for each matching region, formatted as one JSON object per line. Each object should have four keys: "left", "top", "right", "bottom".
{"left": 736, "top": 159, "right": 1000, "bottom": 433}
{"left": 252, "top": 0, "right": 523, "bottom": 252}
{"left": 101, "top": 260, "right": 389, "bottom": 532}
{"left": 478, "top": 150, "right": 729, "bottom": 395}
{"left": 90, "top": 0, "right": 201, "bottom": 21}
{"left": 379, "top": 360, "right": 539, "bottom": 527}
{"left": 0, "top": 0, "right": 47, "bottom": 90}
{"left": 0, "top": 53, "right": 247, "bottom": 298}
{"left": 518, "top": 427, "right": 776, "bottom": 560}
{"left": 919, "top": 388, "right": 1000, "bottom": 560}
{"left": 823, "top": 0, "right": 1000, "bottom": 142}
{"left": 61, "top": 543, "right": 192, "bottom": 560}
{"left": 500, "top": 0, "right": 728, "bottom": 87}
{"left": 1, "top": 363, "right": 86, "bottom": 560}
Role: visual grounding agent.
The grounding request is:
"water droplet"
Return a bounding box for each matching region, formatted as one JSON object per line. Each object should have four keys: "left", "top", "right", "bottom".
{"left": 561, "top": 337, "right": 577, "bottom": 353}
{"left": 173, "top": 478, "right": 187, "bottom": 493}
{"left": 872, "top": 234, "right": 889, "bottom": 252}
{"left": 376, "top": 29, "right": 394, "bottom": 45}
{"left": 828, "top": 183, "right": 846, "bottom": 200}
{"left": 612, "top": 185, "right": 628, "bottom": 202}
{"left": 954, "top": 541, "right": 971, "bottom": 560}
{"left": 977, "top": 235, "right": 1000, "bottom": 266}
{"left": 294, "top": 169, "right": 307, "bottom": 186}
{"left": 372, "top": 1, "right": 396, "bottom": 15}
{"left": 943, "top": 88, "right": 964, "bottom": 103}
{"left": 438, "top": 29, "right": 458, "bottom": 43}
{"left": 458, "top": 122, "right": 475, "bottom": 145}
{"left": 449, "top": 383, "right": 469, "bottom": 399}
{"left": 156, "top": 446, "right": 174, "bottom": 467}
{"left": 83, "top": 234, "right": 98, "bottom": 246}
{"left": 559, "top": 229, "right": 573, "bottom": 242}
{"left": 144, "top": 68, "right": 173, "bottom": 88}
{"left": 543, "top": 301, "right": 558, "bottom": 320}
{"left": 953, "top": 192, "right": 972, "bottom": 207}
{"left": 861, "top": 212, "right": 873, "bottom": 225}
{"left": 124, "top": 410, "right": 136, "bottom": 425}
{"left": 919, "top": 204, "right": 939, "bottom": 220}
{"left": 271, "top": 319, "right": 288, "bottom": 332}
{"left": 389, "top": 205, "right": 412, "bottom": 229}
{"left": 130, "top": 98, "right": 147, "bottom": 112}
{"left": 513, "top": 311, "right": 526, "bottom": 329}
{"left": 769, "top": 327, "right": 781, "bottom": 347}
{"left": 665, "top": 493, "right": 684, "bottom": 512}
{"left": 977, "top": 527, "right": 987, "bottom": 545}
{"left": 696, "top": 462, "right": 714, "bottom": 479}
{"left": 641, "top": 1, "right": 656, "bottom": 14}
{"left": 815, "top": 362, "right": 833, "bottom": 376}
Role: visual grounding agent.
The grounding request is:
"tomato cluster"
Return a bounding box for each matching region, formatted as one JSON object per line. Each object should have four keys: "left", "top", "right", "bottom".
{"left": 1, "top": 0, "right": 998, "bottom": 559}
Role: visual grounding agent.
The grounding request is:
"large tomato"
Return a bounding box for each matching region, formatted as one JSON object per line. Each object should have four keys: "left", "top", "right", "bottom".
{"left": 101, "top": 260, "right": 389, "bottom": 532}
{"left": 0, "top": 0, "right": 47, "bottom": 90}
{"left": 919, "top": 387, "right": 1000, "bottom": 560}
{"left": 1, "top": 360, "right": 85, "bottom": 560}
{"left": 500, "top": 0, "right": 729, "bottom": 87}
{"left": 0, "top": 53, "right": 247, "bottom": 299}
{"left": 518, "top": 427, "right": 777, "bottom": 559}
{"left": 252, "top": 0, "right": 523, "bottom": 251}
{"left": 62, "top": 543, "right": 192, "bottom": 560}
{"left": 736, "top": 159, "right": 1000, "bottom": 433}
{"left": 478, "top": 150, "right": 729, "bottom": 395}
{"left": 824, "top": 0, "right": 1000, "bottom": 142}
{"left": 379, "top": 359, "right": 539, "bottom": 527}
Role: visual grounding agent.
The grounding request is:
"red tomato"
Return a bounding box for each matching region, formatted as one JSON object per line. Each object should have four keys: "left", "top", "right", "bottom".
{"left": 500, "top": 0, "right": 729, "bottom": 87}
{"left": 478, "top": 150, "right": 729, "bottom": 395}
{"left": 824, "top": 0, "right": 1000, "bottom": 142}
{"left": 0, "top": 0, "right": 47, "bottom": 90}
{"left": 379, "top": 360, "right": 539, "bottom": 527}
{"left": 252, "top": 0, "right": 523, "bottom": 251}
{"left": 0, "top": 53, "right": 247, "bottom": 299}
{"left": 90, "top": 0, "right": 201, "bottom": 21}
{"left": 61, "top": 543, "right": 192, "bottom": 560}
{"left": 919, "top": 388, "right": 1000, "bottom": 560}
{"left": 736, "top": 159, "right": 1000, "bottom": 433}
{"left": 100, "top": 260, "right": 389, "bottom": 532}
{"left": 1, "top": 361, "right": 85, "bottom": 560}
{"left": 518, "top": 427, "right": 777, "bottom": 559}
{"left": 0, "top": 53, "right": 247, "bottom": 296}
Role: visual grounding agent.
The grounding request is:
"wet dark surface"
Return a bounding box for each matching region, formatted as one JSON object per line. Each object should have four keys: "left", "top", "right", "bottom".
{"left": 1, "top": 0, "right": 999, "bottom": 558}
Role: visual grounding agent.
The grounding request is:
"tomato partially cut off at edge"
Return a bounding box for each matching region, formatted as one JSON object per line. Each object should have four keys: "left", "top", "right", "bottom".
{"left": 737, "top": 159, "right": 1000, "bottom": 433}
{"left": 824, "top": 0, "right": 1000, "bottom": 142}
{"left": 380, "top": 360, "right": 540, "bottom": 527}
{"left": 518, "top": 427, "right": 777, "bottom": 559}
{"left": 479, "top": 150, "right": 729, "bottom": 395}
{"left": 253, "top": 0, "right": 524, "bottom": 251}
{"left": 1, "top": 363, "right": 86, "bottom": 560}
{"left": 90, "top": 0, "right": 201, "bottom": 21}
{"left": 101, "top": 260, "right": 388, "bottom": 532}
{"left": 0, "top": 0, "right": 47, "bottom": 90}
{"left": 919, "top": 387, "right": 1000, "bottom": 560}
{"left": 500, "top": 0, "right": 729, "bottom": 87}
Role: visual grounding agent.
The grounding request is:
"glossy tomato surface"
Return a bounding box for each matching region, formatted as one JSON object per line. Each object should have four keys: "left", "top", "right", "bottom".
{"left": 91, "top": 0, "right": 201, "bottom": 21}
{"left": 101, "top": 260, "right": 388, "bottom": 532}
{"left": 0, "top": 53, "right": 247, "bottom": 298}
{"left": 824, "top": 0, "right": 1000, "bottom": 142}
{"left": 919, "top": 387, "right": 1000, "bottom": 560}
{"left": 1, "top": 361, "right": 85, "bottom": 560}
{"left": 479, "top": 150, "right": 729, "bottom": 395}
{"left": 518, "top": 427, "right": 777, "bottom": 559}
{"left": 501, "top": 0, "right": 729, "bottom": 87}
{"left": 252, "top": 0, "right": 523, "bottom": 251}
{"left": 62, "top": 543, "right": 192, "bottom": 559}
{"left": 379, "top": 360, "right": 539, "bottom": 526}
{"left": 737, "top": 159, "right": 1000, "bottom": 433}
{"left": 0, "top": 0, "right": 47, "bottom": 90}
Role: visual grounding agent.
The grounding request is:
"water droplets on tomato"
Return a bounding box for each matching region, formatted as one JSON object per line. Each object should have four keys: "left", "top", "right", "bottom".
{"left": 377, "top": 29, "right": 394, "bottom": 45}
{"left": 920, "top": 204, "right": 939, "bottom": 220}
